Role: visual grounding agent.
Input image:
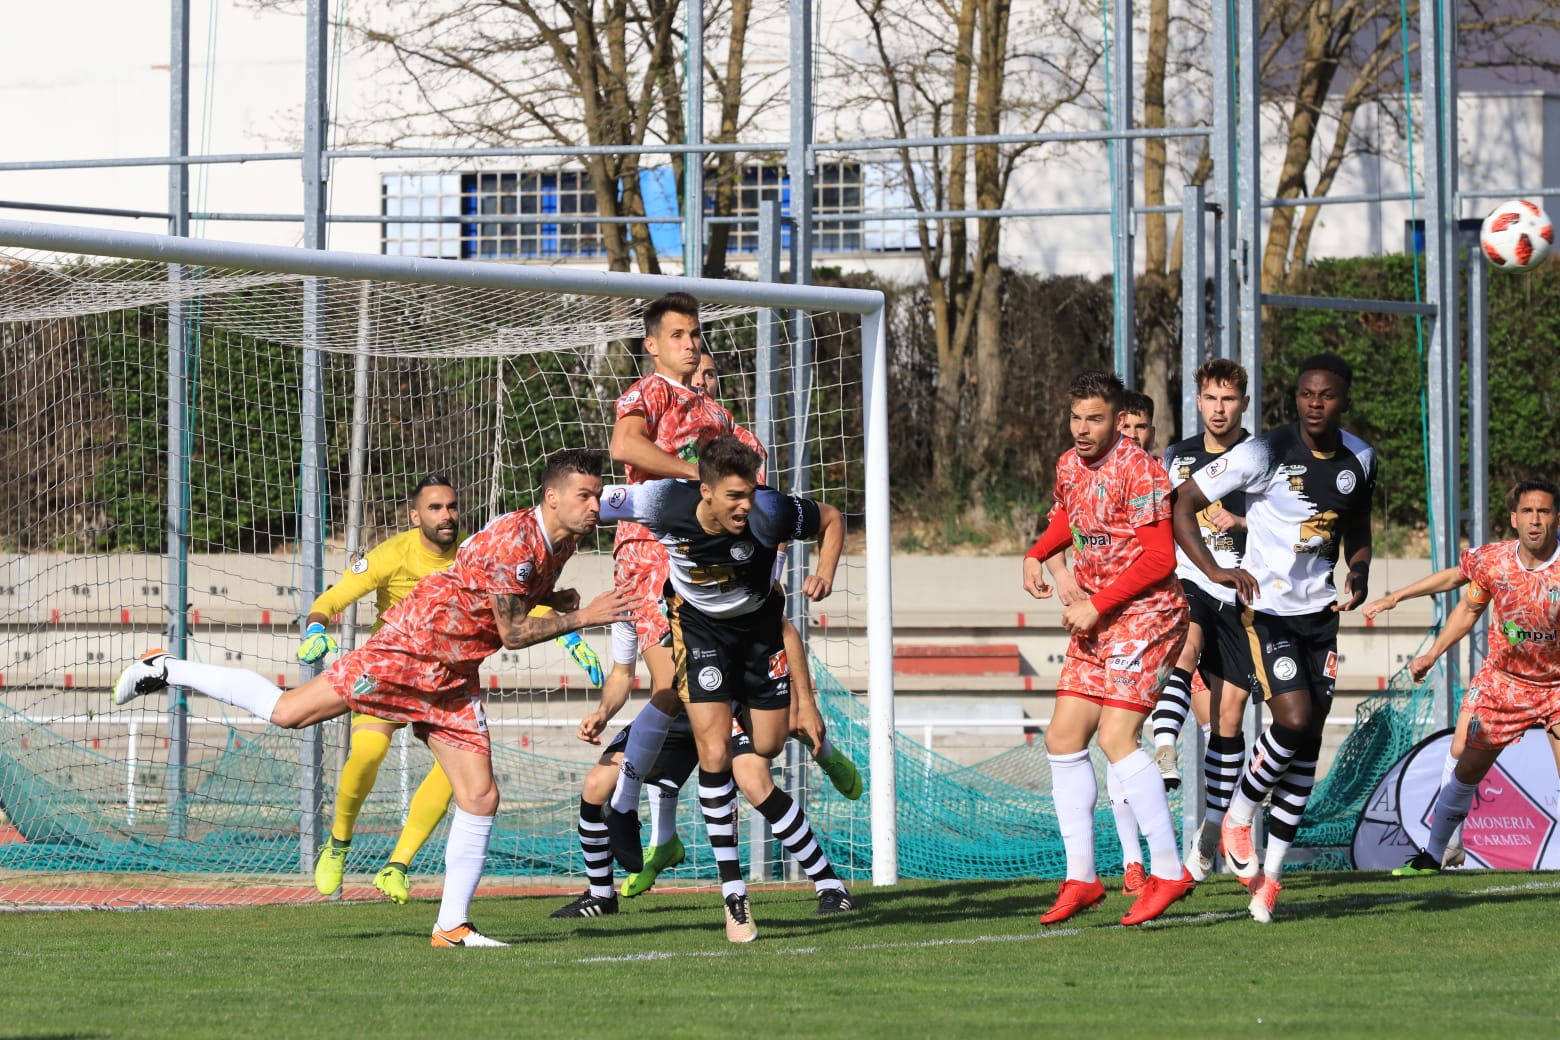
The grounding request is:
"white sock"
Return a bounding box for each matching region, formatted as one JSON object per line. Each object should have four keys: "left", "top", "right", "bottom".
{"left": 1440, "top": 751, "right": 1465, "bottom": 848}
{"left": 1112, "top": 749, "right": 1183, "bottom": 880}
{"left": 162, "top": 659, "right": 284, "bottom": 721}
{"left": 1226, "top": 788, "right": 1259, "bottom": 827}
{"left": 1262, "top": 838, "right": 1289, "bottom": 880}
{"left": 436, "top": 807, "right": 494, "bottom": 932}
{"left": 1105, "top": 766, "right": 1142, "bottom": 870}
{"left": 611, "top": 702, "right": 675, "bottom": 814}
{"left": 1428, "top": 777, "right": 1478, "bottom": 859}
{"left": 1049, "top": 750, "right": 1098, "bottom": 882}
{"left": 647, "top": 781, "right": 680, "bottom": 848}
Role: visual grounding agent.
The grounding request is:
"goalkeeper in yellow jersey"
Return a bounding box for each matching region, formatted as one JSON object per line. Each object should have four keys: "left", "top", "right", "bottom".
{"left": 302, "top": 474, "right": 605, "bottom": 902}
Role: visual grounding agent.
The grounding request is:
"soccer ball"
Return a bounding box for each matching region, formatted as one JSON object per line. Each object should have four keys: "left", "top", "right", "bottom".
{"left": 1479, "top": 199, "right": 1553, "bottom": 270}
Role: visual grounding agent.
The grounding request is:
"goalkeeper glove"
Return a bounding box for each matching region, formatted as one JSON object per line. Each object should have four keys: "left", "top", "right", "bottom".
{"left": 296, "top": 622, "right": 339, "bottom": 664}
{"left": 557, "top": 630, "right": 605, "bottom": 686}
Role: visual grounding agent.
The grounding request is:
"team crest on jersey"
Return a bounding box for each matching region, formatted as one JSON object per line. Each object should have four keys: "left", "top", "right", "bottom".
{"left": 350, "top": 556, "right": 369, "bottom": 575}
{"left": 608, "top": 487, "right": 627, "bottom": 508}
{"left": 1272, "top": 656, "right": 1298, "bottom": 682}
{"left": 767, "top": 648, "right": 789, "bottom": 680}
{"left": 352, "top": 674, "right": 378, "bottom": 698}
{"left": 730, "top": 540, "right": 754, "bottom": 562}
{"left": 1203, "top": 457, "right": 1228, "bottom": 478}
{"left": 1336, "top": 470, "right": 1357, "bottom": 494}
{"left": 515, "top": 562, "right": 534, "bottom": 585}
{"left": 698, "top": 665, "right": 724, "bottom": 691}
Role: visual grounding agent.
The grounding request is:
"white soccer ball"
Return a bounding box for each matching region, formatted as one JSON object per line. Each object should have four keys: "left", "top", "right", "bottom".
{"left": 1479, "top": 199, "right": 1553, "bottom": 271}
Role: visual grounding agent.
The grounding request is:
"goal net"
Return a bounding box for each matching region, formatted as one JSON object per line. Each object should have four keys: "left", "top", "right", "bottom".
{"left": 0, "top": 222, "right": 889, "bottom": 908}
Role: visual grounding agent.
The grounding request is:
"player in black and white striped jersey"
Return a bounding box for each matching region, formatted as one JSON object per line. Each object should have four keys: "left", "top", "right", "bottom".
{"left": 1172, "top": 353, "right": 1377, "bottom": 923}
{"left": 1158, "top": 359, "right": 1261, "bottom": 879}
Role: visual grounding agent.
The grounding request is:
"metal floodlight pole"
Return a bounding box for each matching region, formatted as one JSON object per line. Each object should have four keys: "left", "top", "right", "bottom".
{"left": 1420, "top": 0, "right": 1459, "bottom": 721}
{"left": 1467, "top": 256, "right": 1490, "bottom": 674}
{"left": 1179, "top": 183, "right": 1207, "bottom": 858}
{"left": 786, "top": 0, "right": 816, "bottom": 618}
{"left": 1180, "top": 184, "right": 1206, "bottom": 437}
{"left": 683, "top": 2, "right": 705, "bottom": 278}
{"left": 751, "top": 200, "right": 783, "bottom": 880}
{"left": 1235, "top": 0, "right": 1262, "bottom": 427}
{"left": 1111, "top": 0, "right": 1136, "bottom": 386}
{"left": 1210, "top": 0, "right": 1237, "bottom": 363}
{"left": 298, "top": 0, "right": 330, "bottom": 872}
{"left": 164, "top": 0, "right": 193, "bottom": 841}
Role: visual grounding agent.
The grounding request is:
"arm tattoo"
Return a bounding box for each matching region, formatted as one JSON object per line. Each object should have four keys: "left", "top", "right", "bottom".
{"left": 494, "top": 595, "right": 576, "bottom": 650}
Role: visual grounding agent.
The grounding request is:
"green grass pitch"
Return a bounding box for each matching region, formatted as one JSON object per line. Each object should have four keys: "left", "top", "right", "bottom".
{"left": 3, "top": 872, "right": 1558, "bottom": 1039}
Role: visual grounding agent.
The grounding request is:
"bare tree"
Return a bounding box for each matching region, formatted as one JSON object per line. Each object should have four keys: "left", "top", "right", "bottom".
{"left": 274, "top": 1, "right": 776, "bottom": 274}
{"left": 829, "top": 0, "right": 1097, "bottom": 496}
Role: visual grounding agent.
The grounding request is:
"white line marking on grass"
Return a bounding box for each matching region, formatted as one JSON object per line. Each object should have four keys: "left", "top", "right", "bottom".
{"left": 563, "top": 878, "right": 1560, "bottom": 965}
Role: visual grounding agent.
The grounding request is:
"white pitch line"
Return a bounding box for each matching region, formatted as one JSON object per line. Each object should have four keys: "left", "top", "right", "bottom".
{"left": 562, "top": 877, "right": 1560, "bottom": 965}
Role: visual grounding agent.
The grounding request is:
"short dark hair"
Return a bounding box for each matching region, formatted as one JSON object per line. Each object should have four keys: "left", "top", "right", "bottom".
{"left": 540, "top": 448, "right": 604, "bottom": 491}
{"left": 1196, "top": 358, "right": 1248, "bottom": 395}
{"left": 1123, "top": 390, "right": 1154, "bottom": 420}
{"left": 643, "top": 292, "right": 701, "bottom": 337}
{"left": 1067, "top": 370, "right": 1126, "bottom": 412}
{"left": 1297, "top": 352, "right": 1353, "bottom": 390}
{"left": 697, "top": 434, "right": 761, "bottom": 486}
{"left": 1508, "top": 478, "right": 1560, "bottom": 513}
{"left": 409, "top": 473, "right": 455, "bottom": 504}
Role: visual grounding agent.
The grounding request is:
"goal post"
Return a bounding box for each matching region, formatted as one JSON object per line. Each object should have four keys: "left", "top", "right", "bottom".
{"left": 0, "top": 217, "right": 899, "bottom": 903}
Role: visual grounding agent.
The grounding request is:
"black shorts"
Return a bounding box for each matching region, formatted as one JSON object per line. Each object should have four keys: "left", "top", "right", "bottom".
{"left": 668, "top": 589, "right": 791, "bottom": 711}
{"left": 604, "top": 714, "right": 756, "bottom": 789}
{"left": 1182, "top": 580, "right": 1257, "bottom": 692}
{"left": 1241, "top": 606, "right": 1339, "bottom": 704}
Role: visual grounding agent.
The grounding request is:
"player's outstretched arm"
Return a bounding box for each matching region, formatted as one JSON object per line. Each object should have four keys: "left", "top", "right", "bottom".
{"left": 1409, "top": 591, "right": 1488, "bottom": 683}
{"left": 493, "top": 588, "right": 644, "bottom": 651}
{"left": 1362, "top": 566, "right": 1465, "bottom": 620}
{"left": 296, "top": 555, "right": 382, "bottom": 662}
{"left": 800, "top": 503, "right": 845, "bottom": 601}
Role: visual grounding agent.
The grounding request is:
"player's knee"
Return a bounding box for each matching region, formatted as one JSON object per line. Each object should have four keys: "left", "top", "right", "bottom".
{"left": 649, "top": 685, "right": 682, "bottom": 713}
{"left": 583, "top": 763, "right": 617, "bottom": 804}
{"left": 732, "top": 757, "right": 773, "bottom": 803}
{"left": 268, "top": 700, "right": 311, "bottom": 729}
{"left": 1096, "top": 730, "right": 1140, "bottom": 762}
{"left": 454, "top": 783, "right": 500, "bottom": 817}
{"left": 749, "top": 732, "right": 785, "bottom": 759}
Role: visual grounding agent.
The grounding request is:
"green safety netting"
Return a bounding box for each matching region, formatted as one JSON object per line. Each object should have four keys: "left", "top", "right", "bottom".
{"left": 0, "top": 653, "right": 1448, "bottom": 894}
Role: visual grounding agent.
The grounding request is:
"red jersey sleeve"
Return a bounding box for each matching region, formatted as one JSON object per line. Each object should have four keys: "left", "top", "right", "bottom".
{"left": 1088, "top": 518, "right": 1177, "bottom": 615}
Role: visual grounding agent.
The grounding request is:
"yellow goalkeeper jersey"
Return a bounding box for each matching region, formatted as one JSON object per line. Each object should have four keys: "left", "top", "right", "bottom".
{"left": 306, "top": 527, "right": 458, "bottom": 633}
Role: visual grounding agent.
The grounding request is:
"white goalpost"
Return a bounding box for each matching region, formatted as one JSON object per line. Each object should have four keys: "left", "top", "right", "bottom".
{"left": 0, "top": 218, "right": 897, "bottom": 907}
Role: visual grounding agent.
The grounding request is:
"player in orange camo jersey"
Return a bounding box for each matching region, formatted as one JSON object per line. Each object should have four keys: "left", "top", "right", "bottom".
{"left": 1043, "top": 386, "right": 1172, "bottom": 894}
{"left": 112, "top": 449, "right": 641, "bottom": 948}
{"left": 1366, "top": 566, "right": 1560, "bottom": 868}
{"left": 1022, "top": 370, "right": 1194, "bottom": 928}
{"left": 1392, "top": 479, "right": 1560, "bottom": 875}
